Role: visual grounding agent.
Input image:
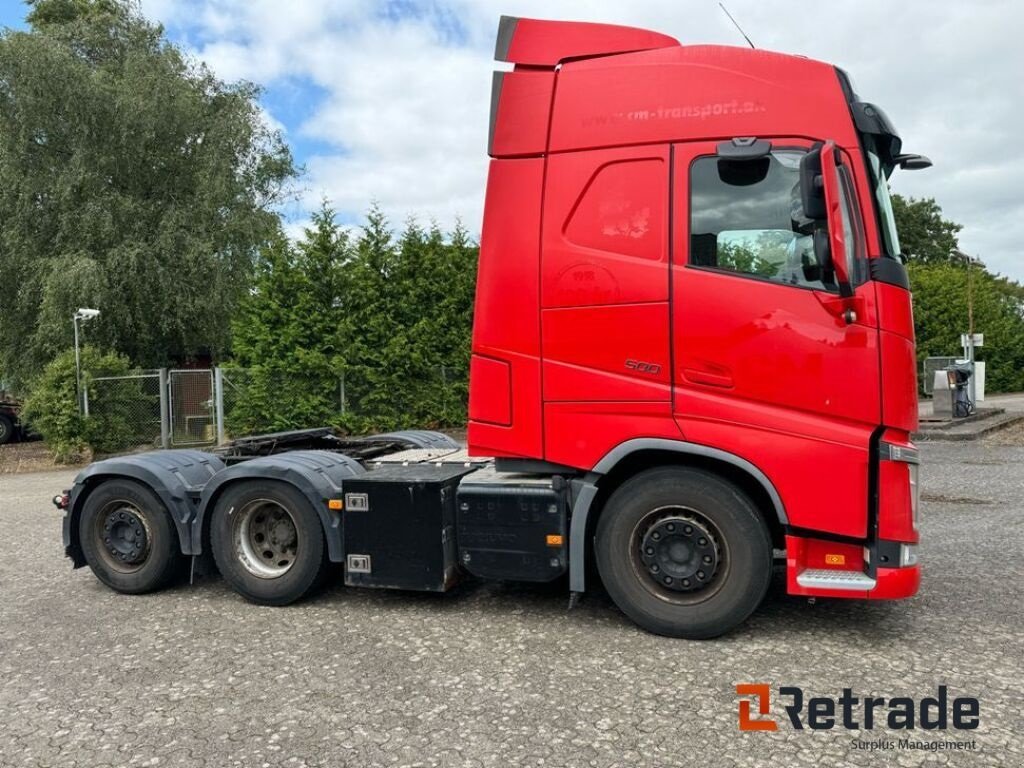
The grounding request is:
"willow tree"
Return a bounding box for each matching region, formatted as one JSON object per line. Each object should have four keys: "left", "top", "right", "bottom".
{"left": 0, "top": 0, "right": 295, "bottom": 385}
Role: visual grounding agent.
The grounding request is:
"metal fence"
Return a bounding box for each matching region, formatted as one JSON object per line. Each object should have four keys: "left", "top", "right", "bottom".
{"left": 217, "top": 365, "right": 467, "bottom": 441}
{"left": 215, "top": 367, "right": 347, "bottom": 443}
{"left": 88, "top": 370, "right": 164, "bottom": 452}
{"left": 169, "top": 369, "right": 215, "bottom": 446}
{"left": 921, "top": 356, "right": 959, "bottom": 396}
{"left": 86, "top": 364, "right": 469, "bottom": 453}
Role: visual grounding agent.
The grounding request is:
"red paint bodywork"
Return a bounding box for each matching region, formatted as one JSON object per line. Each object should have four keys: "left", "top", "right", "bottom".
{"left": 786, "top": 535, "right": 920, "bottom": 600}
{"left": 469, "top": 17, "right": 920, "bottom": 601}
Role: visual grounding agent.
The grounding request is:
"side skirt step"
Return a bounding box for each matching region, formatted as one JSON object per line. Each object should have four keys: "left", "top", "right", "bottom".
{"left": 796, "top": 568, "right": 877, "bottom": 591}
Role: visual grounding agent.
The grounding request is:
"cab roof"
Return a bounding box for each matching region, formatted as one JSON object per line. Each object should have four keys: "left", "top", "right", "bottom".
{"left": 495, "top": 15, "right": 680, "bottom": 67}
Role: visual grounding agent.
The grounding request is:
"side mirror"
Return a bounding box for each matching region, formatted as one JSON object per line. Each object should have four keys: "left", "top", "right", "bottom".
{"left": 895, "top": 153, "right": 932, "bottom": 171}
{"left": 818, "top": 141, "right": 853, "bottom": 298}
{"left": 812, "top": 229, "right": 833, "bottom": 283}
{"left": 799, "top": 147, "right": 826, "bottom": 220}
{"left": 800, "top": 141, "right": 853, "bottom": 298}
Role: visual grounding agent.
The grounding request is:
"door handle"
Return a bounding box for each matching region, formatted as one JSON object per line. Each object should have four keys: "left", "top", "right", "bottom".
{"left": 682, "top": 368, "right": 734, "bottom": 389}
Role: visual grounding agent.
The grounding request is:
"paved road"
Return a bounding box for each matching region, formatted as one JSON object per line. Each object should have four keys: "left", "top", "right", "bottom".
{"left": 1, "top": 441, "right": 1021, "bottom": 767}
{"left": 979, "top": 392, "right": 1024, "bottom": 410}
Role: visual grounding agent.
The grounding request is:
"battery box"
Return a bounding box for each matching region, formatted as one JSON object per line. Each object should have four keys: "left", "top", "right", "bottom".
{"left": 456, "top": 469, "right": 568, "bottom": 582}
{"left": 342, "top": 464, "right": 474, "bottom": 591}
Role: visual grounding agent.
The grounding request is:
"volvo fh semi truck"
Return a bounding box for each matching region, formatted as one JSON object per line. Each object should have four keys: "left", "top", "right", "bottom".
{"left": 55, "top": 16, "right": 929, "bottom": 638}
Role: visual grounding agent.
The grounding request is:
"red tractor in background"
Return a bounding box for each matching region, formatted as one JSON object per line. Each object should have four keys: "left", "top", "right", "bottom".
{"left": 0, "top": 392, "right": 28, "bottom": 445}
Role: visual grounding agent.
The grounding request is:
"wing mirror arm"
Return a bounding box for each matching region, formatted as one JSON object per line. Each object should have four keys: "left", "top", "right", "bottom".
{"left": 802, "top": 141, "right": 855, "bottom": 302}
{"left": 812, "top": 229, "right": 854, "bottom": 300}
{"left": 895, "top": 153, "right": 932, "bottom": 170}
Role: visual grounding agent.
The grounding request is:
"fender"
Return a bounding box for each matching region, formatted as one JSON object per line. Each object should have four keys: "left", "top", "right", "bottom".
{"left": 193, "top": 450, "right": 364, "bottom": 562}
{"left": 362, "top": 430, "right": 461, "bottom": 450}
{"left": 568, "top": 438, "right": 788, "bottom": 592}
{"left": 64, "top": 450, "right": 224, "bottom": 567}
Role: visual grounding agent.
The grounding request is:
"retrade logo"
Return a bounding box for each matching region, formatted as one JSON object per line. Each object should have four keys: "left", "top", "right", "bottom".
{"left": 735, "top": 684, "right": 980, "bottom": 732}
{"left": 736, "top": 684, "right": 778, "bottom": 731}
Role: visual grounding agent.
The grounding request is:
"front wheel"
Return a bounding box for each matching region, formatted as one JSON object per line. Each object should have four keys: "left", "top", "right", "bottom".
{"left": 210, "top": 481, "right": 327, "bottom": 606}
{"left": 595, "top": 467, "right": 772, "bottom": 639}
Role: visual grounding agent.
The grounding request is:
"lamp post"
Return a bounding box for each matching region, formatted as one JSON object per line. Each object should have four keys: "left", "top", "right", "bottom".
{"left": 73, "top": 308, "right": 101, "bottom": 416}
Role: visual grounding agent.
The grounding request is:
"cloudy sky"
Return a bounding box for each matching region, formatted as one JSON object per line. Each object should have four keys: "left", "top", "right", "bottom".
{"left": 3, "top": 1, "right": 1021, "bottom": 279}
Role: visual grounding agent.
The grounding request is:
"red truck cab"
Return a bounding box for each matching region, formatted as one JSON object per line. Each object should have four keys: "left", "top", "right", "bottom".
{"left": 469, "top": 16, "right": 925, "bottom": 632}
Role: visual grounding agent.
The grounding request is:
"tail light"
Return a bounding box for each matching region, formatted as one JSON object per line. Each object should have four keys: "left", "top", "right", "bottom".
{"left": 878, "top": 438, "right": 919, "bottom": 544}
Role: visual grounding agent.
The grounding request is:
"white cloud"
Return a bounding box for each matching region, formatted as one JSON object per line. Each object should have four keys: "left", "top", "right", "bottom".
{"left": 140, "top": 0, "right": 1023, "bottom": 278}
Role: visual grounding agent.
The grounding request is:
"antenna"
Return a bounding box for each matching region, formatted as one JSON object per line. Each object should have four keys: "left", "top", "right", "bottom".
{"left": 718, "top": 3, "right": 756, "bottom": 49}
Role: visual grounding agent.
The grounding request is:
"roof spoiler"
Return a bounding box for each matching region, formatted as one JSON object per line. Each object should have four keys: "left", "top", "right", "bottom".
{"left": 494, "top": 15, "right": 679, "bottom": 68}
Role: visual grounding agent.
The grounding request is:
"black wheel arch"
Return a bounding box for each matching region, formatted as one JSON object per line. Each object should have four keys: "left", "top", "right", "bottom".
{"left": 568, "top": 439, "right": 788, "bottom": 593}
{"left": 194, "top": 450, "right": 365, "bottom": 564}
{"left": 64, "top": 450, "right": 225, "bottom": 568}
{"left": 360, "top": 430, "right": 460, "bottom": 450}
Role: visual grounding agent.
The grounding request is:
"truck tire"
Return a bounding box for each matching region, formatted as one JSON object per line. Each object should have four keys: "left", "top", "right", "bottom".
{"left": 79, "top": 479, "right": 184, "bottom": 594}
{"left": 0, "top": 414, "right": 13, "bottom": 445}
{"left": 210, "top": 481, "right": 327, "bottom": 606}
{"left": 595, "top": 467, "right": 772, "bottom": 639}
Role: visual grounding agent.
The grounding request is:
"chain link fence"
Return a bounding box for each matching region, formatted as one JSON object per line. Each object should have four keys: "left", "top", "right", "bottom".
{"left": 218, "top": 367, "right": 345, "bottom": 441}
{"left": 85, "top": 363, "right": 470, "bottom": 452}
{"left": 219, "top": 365, "right": 468, "bottom": 441}
{"left": 88, "top": 371, "right": 164, "bottom": 453}
{"left": 340, "top": 364, "right": 468, "bottom": 432}
{"left": 921, "top": 356, "right": 959, "bottom": 396}
{"left": 169, "top": 369, "right": 215, "bottom": 445}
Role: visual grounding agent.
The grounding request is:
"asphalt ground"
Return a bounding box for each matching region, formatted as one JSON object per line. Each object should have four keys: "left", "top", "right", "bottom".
{"left": 1, "top": 438, "right": 1022, "bottom": 767}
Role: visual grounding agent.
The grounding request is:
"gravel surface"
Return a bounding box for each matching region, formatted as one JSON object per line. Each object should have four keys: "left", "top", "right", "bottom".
{"left": 985, "top": 417, "right": 1024, "bottom": 446}
{"left": 0, "top": 441, "right": 63, "bottom": 475}
{"left": 1, "top": 441, "right": 1022, "bottom": 767}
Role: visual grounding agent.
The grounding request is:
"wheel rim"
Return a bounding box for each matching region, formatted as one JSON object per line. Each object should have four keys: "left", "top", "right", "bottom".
{"left": 94, "top": 501, "right": 151, "bottom": 573}
{"left": 629, "top": 505, "right": 729, "bottom": 605}
{"left": 232, "top": 499, "right": 299, "bottom": 579}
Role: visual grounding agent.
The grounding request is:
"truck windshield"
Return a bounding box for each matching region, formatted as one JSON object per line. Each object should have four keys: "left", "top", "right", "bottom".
{"left": 864, "top": 136, "right": 901, "bottom": 259}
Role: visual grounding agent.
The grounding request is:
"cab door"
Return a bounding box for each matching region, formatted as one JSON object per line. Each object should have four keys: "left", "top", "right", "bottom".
{"left": 670, "top": 139, "right": 880, "bottom": 538}
{"left": 540, "top": 144, "right": 679, "bottom": 468}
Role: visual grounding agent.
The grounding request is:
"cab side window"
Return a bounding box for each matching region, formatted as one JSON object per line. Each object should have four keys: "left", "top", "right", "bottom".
{"left": 689, "top": 151, "right": 838, "bottom": 291}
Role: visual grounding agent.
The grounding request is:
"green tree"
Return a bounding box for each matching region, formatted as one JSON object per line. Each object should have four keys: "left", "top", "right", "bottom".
{"left": 227, "top": 205, "right": 478, "bottom": 435}
{"left": 908, "top": 261, "right": 1024, "bottom": 393}
{"left": 226, "top": 207, "right": 349, "bottom": 434}
{"left": 340, "top": 209, "right": 477, "bottom": 430}
{"left": 716, "top": 239, "right": 779, "bottom": 277}
{"left": 889, "top": 192, "right": 1024, "bottom": 393}
{"left": 0, "top": 0, "right": 295, "bottom": 386}
{"left": 21, "top": 345, "right": 147, "bottom": 461}
{"left": 339, "top": 205, "right": 416, "bottom": 429}
{"left": 891, "top": 194, "right": 962, "bottom": 263}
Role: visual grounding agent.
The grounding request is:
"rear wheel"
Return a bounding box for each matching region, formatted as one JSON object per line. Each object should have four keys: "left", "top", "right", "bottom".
{"left": 79, "top": 479, "right": 184, "bottom": 593}
{"left": 0, "top": 414, "right": 14, "bottom": 445}
{"left": 595, "top": 467, "right": 772, "bottom": 639}
{"left": 210, "top": 481, "right": 327, "bottom": 605}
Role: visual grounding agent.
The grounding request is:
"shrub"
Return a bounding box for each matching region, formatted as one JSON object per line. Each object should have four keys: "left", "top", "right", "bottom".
{"left": 21, "top": 347, "right": 141, "bottom": 462}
